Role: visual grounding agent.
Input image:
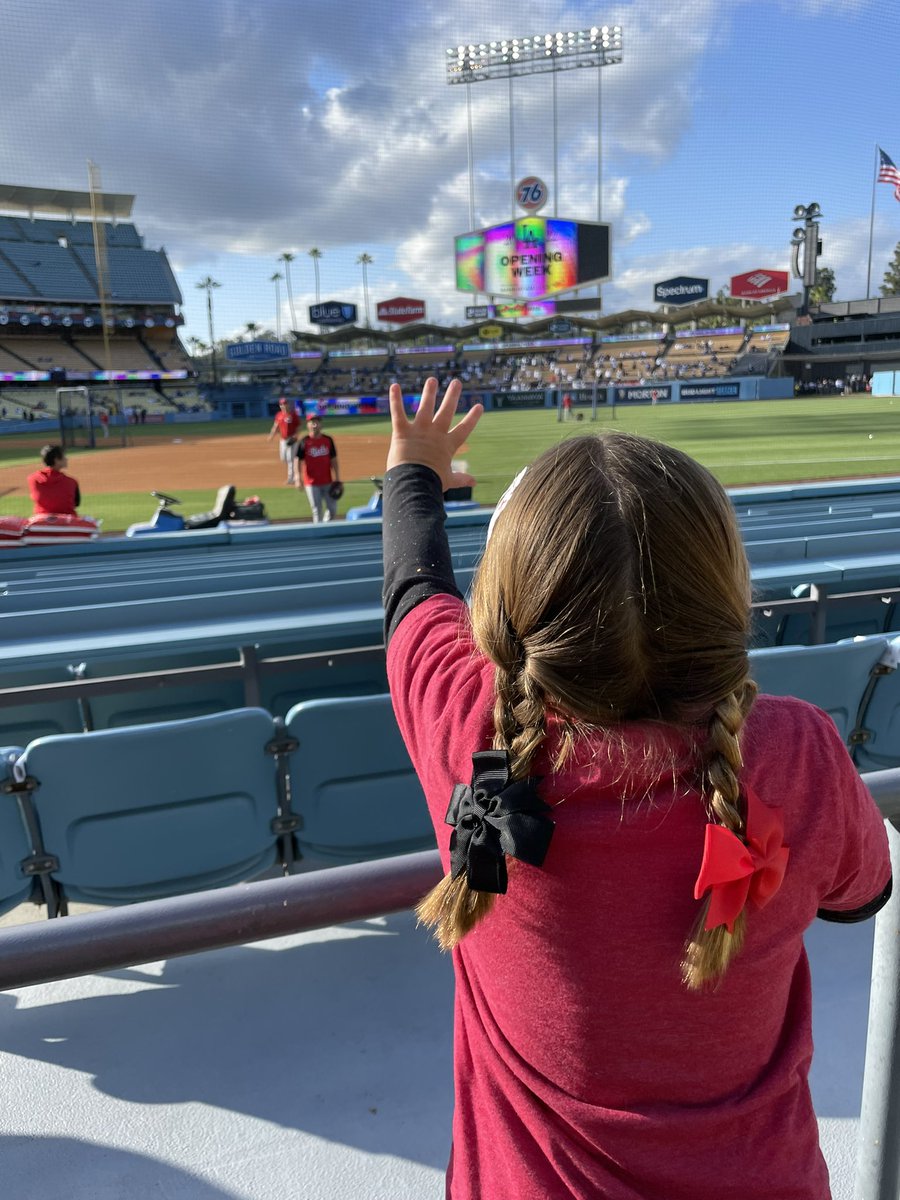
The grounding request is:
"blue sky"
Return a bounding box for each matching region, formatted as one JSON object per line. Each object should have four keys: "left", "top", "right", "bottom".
{"left": 1, "top": 0, "right": 898, "bottom": 345}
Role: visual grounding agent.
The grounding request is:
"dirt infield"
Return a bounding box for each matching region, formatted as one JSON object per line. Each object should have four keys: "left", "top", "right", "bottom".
{"left": 0, "top": 431, "right": 393, "bottom": 497}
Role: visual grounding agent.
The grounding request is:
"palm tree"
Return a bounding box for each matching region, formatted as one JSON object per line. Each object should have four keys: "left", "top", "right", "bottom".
{"left": 279, "top": 252, "right": 297, "bottom": 332}
{"left": 308, "top": 247, "right": 323, "bottom": 305}
{"left": 270, "top": 272, "right": 284, "bottom": 339}
{"left": 187, "top": 335, "right": 207, "bottom": 358}
{"left": 357, "top": 253, "right": 373, "bottom": 327}
{"left": 195, "top": 277, "right": 221, "bottom": 384}
{"left": 245, "top": 321, "right": 260, "bottom": 341}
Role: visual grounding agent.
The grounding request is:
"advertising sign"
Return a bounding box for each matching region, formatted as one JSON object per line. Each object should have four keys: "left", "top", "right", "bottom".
{"left": 654, "top": 276, "right": 709, "bottom": 305}
{"left": 465, "top": 301, "right": 557, "bottom": 320}
{"left": 225, "top": 340, "right": 290, "bottom": 363}
{"left": 679, "top": 382, "right": 741, "bottom": 399}
{"left": 548, "top": 318, "right": 574, "bottom": 334}
{"left": 309, "top": 301, "right": 357, "bottom": 326}
{"left": 376, "top": 297, "right": 425, "bottom": 324}
{"left": 479, "top": 324, "right": 503, "bottom": 339}
{"left": 493, "top": 390, "right": 546, "bottom": 409}
{"left": 615, "top": 384, "right": 673, "bottom": 403}
{"left": 516, "top": 176, "right": 548, "bottom": 213}
{"left": 301, "top": 395, "right": 390, "bottom": 417}
{"left": 730, "top": 270, "right": 789, "bottom": 300}
{"left": 455, "top": 219, "right": 610, "bottom": 301}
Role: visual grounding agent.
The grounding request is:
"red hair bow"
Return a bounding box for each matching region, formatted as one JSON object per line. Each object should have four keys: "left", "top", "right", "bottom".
{"left": 693, "top": 786, "right": 789, "bottom": 934}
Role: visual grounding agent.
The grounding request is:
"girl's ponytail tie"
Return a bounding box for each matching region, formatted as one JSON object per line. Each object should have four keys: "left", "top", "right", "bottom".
{"left": 693, "top": 786, "right": 790, "bottom": 934}
{"left": 445, "top": 750, "right": 554, "bottom": 894}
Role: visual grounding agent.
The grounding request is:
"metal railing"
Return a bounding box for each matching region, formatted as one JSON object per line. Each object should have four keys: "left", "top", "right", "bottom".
{"left": 0, "top": 586, "right": 898, "bottom": 731}
{"left": 0, "top": 772, "right": 897, "bottom": 1197}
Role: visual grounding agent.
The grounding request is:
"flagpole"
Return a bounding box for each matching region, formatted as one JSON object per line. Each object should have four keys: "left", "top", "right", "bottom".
{"left": 867, "top": 143, "right": 879, "bottom": 300}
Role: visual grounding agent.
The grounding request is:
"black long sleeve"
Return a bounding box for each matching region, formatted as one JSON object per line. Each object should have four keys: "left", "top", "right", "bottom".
{"left": 382, "top": 463, "right": 463, "bottom": 646}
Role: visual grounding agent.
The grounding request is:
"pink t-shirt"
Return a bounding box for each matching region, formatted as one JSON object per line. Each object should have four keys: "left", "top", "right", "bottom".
{"left": 387, "top": 594, "right": 891, "bottom": 1200}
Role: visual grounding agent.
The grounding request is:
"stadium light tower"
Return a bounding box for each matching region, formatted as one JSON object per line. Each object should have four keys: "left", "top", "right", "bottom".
{"left": 445, "top": 25, "right": 623, "bottom": 223}
{"left": 196, "top": 276, "right": 221, "bottom": 386}
{"left": 790, "top": 202, "right": 823, "bottom": 318}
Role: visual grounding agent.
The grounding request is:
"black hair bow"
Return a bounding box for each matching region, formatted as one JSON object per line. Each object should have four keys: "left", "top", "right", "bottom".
{"left": 445, "top": 750, "right": 555, "bottom": 895}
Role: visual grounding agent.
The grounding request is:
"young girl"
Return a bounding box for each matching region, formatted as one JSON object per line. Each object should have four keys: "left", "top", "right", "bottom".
{"left": 381, "top": 378, "right": 891, "bottom": 1200}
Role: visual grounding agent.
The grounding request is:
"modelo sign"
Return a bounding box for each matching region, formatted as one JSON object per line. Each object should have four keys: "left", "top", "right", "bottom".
{"left": 309, "top": 301, "right": 357, "bottom": 326}
{"left": 376, "top": 297, "right": 425, "bottom": 325}
{"left": 730, "top": 269, "right": 789, "bottom": 300}
{"left": 654, "top": 276, "right": 709, "bottom": 305}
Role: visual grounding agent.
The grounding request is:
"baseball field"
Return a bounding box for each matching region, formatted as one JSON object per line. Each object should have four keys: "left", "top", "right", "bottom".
{"left": 1, "top": 393, "right": 898, "bottom": 532}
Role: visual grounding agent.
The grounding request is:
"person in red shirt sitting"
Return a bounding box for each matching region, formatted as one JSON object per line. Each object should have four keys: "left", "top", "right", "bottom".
{"left": 295, "top": 413, "right": 340, "bottom": 522}
{"left": 267, "top": 396, "right": 301, "bottom": 484}
{"left": 28, "top": 445, "right": 81, "bottom": 516}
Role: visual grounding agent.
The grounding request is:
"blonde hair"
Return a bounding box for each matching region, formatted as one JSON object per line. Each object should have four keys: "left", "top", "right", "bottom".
{"left": 417, "top": 432, "right": 756, "bottom": 989}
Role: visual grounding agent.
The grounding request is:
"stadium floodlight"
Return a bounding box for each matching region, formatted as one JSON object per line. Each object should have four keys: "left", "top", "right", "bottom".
{"left": 446, "top": 24, "right": 623, "bottom": 82}
{"left": 446, "top": 20, "right": 623, "bottom": 264}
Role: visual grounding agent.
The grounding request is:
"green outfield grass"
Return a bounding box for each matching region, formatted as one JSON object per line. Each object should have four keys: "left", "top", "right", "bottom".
{"left": 2, "top": 395, "right": 899, "bottom": 531}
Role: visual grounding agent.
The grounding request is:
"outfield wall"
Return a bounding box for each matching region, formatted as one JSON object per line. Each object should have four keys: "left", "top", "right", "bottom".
{"left": 871, "top": 370, "right": 900, "bottom": 396}
{"left": 489, "top": 376, "right": 794, "bottom": 410}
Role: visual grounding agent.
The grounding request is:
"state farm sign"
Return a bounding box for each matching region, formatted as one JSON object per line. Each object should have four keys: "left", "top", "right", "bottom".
{"left": 376, "top": 297, "right": 426, "bottom": 324}
{"left": 730, "top": 269, "right": 789, "bottom": 300}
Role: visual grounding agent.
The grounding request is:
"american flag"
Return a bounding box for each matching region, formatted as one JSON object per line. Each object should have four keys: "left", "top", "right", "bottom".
{"left": 878, "top": 147, "right": 900, "bottom": 202}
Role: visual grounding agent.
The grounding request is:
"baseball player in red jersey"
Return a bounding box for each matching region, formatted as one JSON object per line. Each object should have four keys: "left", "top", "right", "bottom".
{"left": 295, "top": 413, "right": 340, "bottom": 522}
{"left": 267, "top": 397, "right": 301, "bottom": 483}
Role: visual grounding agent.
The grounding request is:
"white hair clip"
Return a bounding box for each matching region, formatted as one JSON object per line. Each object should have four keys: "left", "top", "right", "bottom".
{"left": 486, "top": 467, "right": 528, "bottom": 543}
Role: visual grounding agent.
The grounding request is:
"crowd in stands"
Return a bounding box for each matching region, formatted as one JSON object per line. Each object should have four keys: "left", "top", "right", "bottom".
{"left": 796, "top": 375, "right": 872, "bottom": 396}
{"left": 275, "top": 326, "right": 791, "bottom": 400}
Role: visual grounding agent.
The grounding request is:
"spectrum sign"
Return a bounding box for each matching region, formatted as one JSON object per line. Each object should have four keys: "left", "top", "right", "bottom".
{"left": 455, "top": 218, "right": 610, "bottom": 301}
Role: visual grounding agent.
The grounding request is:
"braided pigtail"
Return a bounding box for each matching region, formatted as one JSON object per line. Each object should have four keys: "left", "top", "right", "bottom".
{"left": 681, "top": 680, "right": 758, "bottom": 990}
{"left": 416, "top": 624, "right": 548, "bottom": 951}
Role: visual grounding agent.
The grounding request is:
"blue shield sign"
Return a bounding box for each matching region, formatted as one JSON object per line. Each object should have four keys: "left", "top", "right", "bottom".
{"left": 310, "top": 301, "right": 358, "bottom": 326}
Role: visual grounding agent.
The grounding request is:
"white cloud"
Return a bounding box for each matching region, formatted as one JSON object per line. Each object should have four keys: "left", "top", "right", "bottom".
{"left": 0, "top": 0, "right": 891, "bottom": 341}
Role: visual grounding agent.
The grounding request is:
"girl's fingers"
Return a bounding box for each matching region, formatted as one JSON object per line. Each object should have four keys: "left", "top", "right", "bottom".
{"left": 433, "top": 379, "right": 462, "bottom": 430}
{"left": 415, "top": 377, "right": 439, "bottom": 424}
{"left": 388, "top": 383, "right": 408, "bottom": 431}
{"left": 449, "top": 402, "right": 484, "bottom": 449}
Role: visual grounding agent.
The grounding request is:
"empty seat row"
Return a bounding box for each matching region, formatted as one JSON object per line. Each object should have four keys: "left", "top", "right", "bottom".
{"left": 3, "top": 633, "right": 898, "bottom": 922}
{"left": 0, "top": 696, "right": 430, "bottom": 919}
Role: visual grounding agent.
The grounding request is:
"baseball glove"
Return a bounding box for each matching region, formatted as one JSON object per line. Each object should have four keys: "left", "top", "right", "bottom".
{"left": 329, "top": 481, "right": 344, "bottom": 500}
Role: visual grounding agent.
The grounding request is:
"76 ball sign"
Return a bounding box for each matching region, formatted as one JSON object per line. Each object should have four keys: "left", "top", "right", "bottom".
{"left": 516, "top": 176, "right": 547, "bottom": 213}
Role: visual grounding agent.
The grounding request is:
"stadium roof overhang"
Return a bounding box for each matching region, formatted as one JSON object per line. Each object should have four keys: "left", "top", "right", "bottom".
{"left": 287, "top": 295, "right": 800, "bottom": 350}
{"left": 0, "top": 183, "right": 134, "bottom": 219}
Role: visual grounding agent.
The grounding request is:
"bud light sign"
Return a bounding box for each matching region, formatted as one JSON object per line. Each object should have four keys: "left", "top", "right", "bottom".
{"left": 654, "top": 276, "right": 709, "bottom": 305}
{"left": 310, "top": 301, "right": 357, "bottom": 326}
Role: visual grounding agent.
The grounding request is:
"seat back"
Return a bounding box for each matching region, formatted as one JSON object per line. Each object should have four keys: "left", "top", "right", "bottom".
{"left": 0, "top": 746, "right": 33, "bottom": 915}
{"left": 20, "top": 708, "right": 279, "bottom": 904}
{"left": 749, "top": 638, "right": 889, "bottom": 744}
{"left": 284, "top": 695, "right": 433, "bottom": 868}
{"left": 853, "top": 637, "right": 900, "bottom": 772}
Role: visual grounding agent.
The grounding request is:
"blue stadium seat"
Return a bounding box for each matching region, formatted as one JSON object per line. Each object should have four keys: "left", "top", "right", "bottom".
{"left": 749, "top": 638, "right": 889, "bottom": 744}
{"left": 17, "top": 708, "right": 280, "bottom": 906}
{"left": 0, "top": 240, "right": 97, "bottom": 302}
{"left": 0, "top": 746, "right": 33, "bottom": 916}
{"left": 284, "top": 695, "right": 433, "bottom": 868}
{"left": 850, "top": 636, "right": 900, "bottom": 772}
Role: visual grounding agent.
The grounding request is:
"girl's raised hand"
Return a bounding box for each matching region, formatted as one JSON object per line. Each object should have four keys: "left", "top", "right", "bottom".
{"left": 386, "top": 378, "right": 483, "bottom": 491}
